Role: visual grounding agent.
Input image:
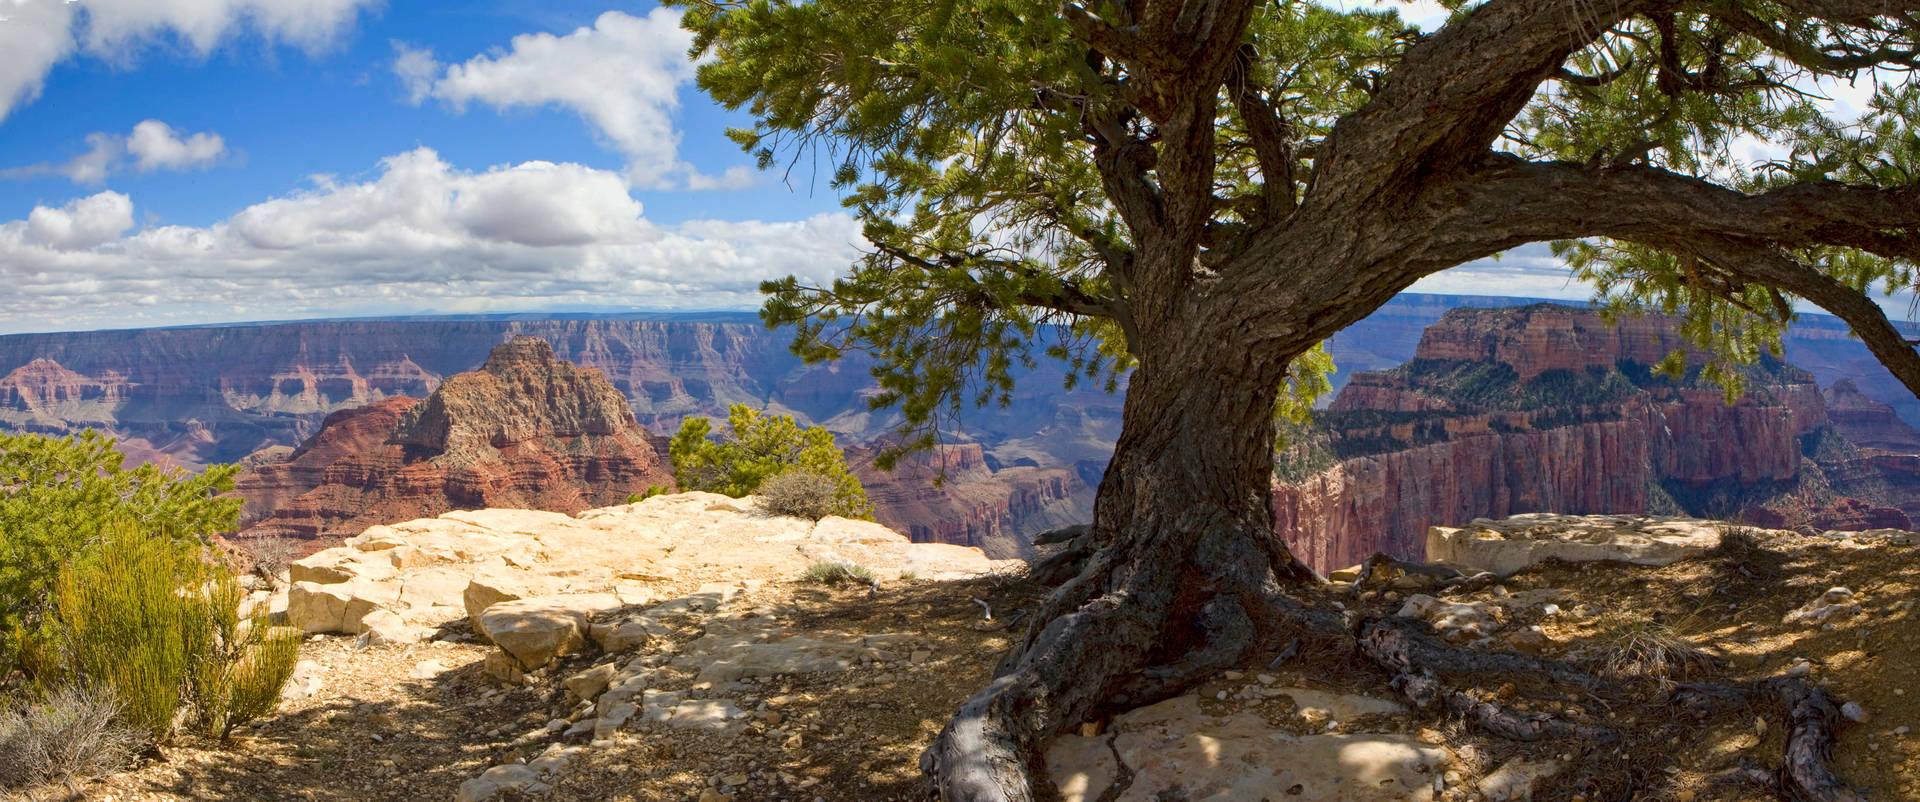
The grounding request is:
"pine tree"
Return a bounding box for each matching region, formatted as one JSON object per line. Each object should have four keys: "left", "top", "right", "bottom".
{"left": 678, "top": 1, "right": 1920, "bottom": 797}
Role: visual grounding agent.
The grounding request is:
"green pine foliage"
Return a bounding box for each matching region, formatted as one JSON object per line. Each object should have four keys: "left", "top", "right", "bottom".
{"left": 0, "top": 430, "right": 241, "bottom": 663}
{"left": 669, "top": 405, "right": 873, "bottom": 519}
{"left": 0, "top": 432, "right": 289, "bottom": 744}
{"left": 679, "top": 0, "right": 1355, "bottom": 460}
{"left": 678, "top": 0, "right": 1920, "bottom": 460}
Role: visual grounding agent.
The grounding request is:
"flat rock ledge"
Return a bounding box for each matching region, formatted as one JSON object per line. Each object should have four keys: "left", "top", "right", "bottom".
{"left": 285, "top": 492, "right": 1018, "bottom": 675}
{"left": 1425, "top": 513, "right": 1753, "bottom": 576}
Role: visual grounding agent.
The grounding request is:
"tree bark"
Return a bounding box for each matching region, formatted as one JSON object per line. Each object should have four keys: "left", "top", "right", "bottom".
{"left": 923, "top": 304, "right": 1320, "bottom": 801}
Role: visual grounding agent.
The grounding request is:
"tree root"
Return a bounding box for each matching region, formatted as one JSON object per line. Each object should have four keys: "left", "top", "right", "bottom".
{"left": 926, "top": 563, "right": 1867, "bottom": 801}
{"left": 1676, "top": 678, "right": 1866, "bottom": 802}
{"left": 1356, "top": 616, "right": 1619, "bottom": 743}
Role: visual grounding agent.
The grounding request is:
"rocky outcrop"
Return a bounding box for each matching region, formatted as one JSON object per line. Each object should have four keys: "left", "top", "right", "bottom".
{"left": 855, "top": 443, "right": 1089, "bottom": 559}
{"left": 236, "top": 338, "right": 672, "bottom": 548}
{"left": 1405, "top": 303, "right": 1693, "bottom": 381}
{"left": 1276, "top": 304, "right": 1907, "bottom": 572}
{"left": 1825, "top": 378, "right": 1920, "bottom": 453}
{"left": 282, "top": 492, "right": 1017, "bottom": 657}
{"left": 1425, "top": 513, "right": 1732, "bottom": 577}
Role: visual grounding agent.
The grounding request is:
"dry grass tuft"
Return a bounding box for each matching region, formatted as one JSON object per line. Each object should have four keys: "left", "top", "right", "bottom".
{"left": 0, "top": 685, "right": 143, "bottom": 790}
{"left": 1593, "top": 615, "right": 1720, "bottom": 682}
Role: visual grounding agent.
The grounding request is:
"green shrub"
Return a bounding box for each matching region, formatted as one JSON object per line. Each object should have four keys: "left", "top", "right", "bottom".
{"left": 32, "top": 522, "right": 298, "bottom": 742}
{"left": 625, "top": 484, "right": 671, "bottom": 504}
{"left": 669, "top": 405, "right": 871, "bottom": 518}
{"left": 0, "top": 684, "right": 141, "bottom": 789}
{"left": 0, "top": 430, "right": 240, "bottom": 667}
{"left": 800, "top": 561, "right": 877, "bottom": 588}
{"left": 754, "top": 470, "right": 860, "bottom": 520}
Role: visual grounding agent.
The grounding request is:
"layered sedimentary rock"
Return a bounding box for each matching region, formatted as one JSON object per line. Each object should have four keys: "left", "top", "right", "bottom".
{"left": 1824, "top": 378, "right": 1920, "bottom": 453}
{"left": 236, "top": 337, "right": 673, "bottom": 549}
{"left": 1275, "top": 304, "right": 1905, "bottom": 572}
{"left": 854, "top": 443, "right": 1088, "bottom": 559}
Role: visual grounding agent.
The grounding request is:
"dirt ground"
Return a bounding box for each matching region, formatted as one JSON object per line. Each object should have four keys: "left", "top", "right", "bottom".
{"left": 18, "top": 526, "right": 1920, "bottom": 802}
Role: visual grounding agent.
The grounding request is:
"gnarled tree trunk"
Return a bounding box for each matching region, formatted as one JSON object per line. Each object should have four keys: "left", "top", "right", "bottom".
{"left": 924, "top": 296, "right": 1326, "bottom": 801}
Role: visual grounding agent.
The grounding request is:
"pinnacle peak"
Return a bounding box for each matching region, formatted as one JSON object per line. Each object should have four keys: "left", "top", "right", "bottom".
{"left": 482, "top": 336, "right": 558, "bottom": 372}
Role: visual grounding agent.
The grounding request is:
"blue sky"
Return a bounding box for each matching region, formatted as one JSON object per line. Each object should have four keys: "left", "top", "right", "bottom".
{"left": 0, "top": 0, "right": 1883, "bottom": 335}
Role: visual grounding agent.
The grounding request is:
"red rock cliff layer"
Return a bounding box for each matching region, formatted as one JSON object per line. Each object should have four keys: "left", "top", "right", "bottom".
{"left": 854, "top": 443, "right": 1089, "bottom": 560}
{"left": 1275, "top": 305, "right": 1843, "bottom": 573}
{"left": 236, "top": 337, "right": 672, "bottom": 551}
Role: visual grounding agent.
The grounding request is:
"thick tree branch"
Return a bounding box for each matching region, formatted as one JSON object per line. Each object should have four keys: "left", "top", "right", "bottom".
{"left": 1688, "top": 236, "right": 1920, "bottom": 400}
{"left": 1228, "top": 44, "right": 1297, "bottom": 221}
{"left": 1313, "top": 0, "right": 1649, "bottom": 199}
{"left": 1708, "top": 1, "right": 1920, "bottom": 72}
{"left": 1446, "top": 157, "right": 1920, "bottom": 265}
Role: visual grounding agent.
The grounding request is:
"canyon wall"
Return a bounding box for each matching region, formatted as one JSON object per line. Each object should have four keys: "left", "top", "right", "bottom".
{"left": 7, "top": 295, "right": 1919, "bottom": 561}
{"left": 0, "top": 316, "right": 1104, "bottom": 556}
{"left": 1275, "top": 304, "right": 1909, "bottom": 572}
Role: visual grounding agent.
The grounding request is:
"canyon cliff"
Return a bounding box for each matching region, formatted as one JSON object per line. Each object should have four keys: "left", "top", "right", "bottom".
{"left": 1274, "top": 304, "right": 1913, "bottom": 573}
{"left": 8, "top": 295, "right": 1920, "bottom": 561}
{"left": 236, "top": 337, "right": 673, "bottom": 548}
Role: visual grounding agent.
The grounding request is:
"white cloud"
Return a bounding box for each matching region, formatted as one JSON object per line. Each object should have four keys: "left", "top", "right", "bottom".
{"left": 390, "top": 40, "right": 437, "bottom": 105}
{"left": 1, "top": 119, "right": 226, "bottom": 184}
{"left": 126, "top": 119, "right": 225, "bottom": 172}
{"left": 398, "top": 8, "right": 753, "bottom": 190}
{"left": 0, "top": 148, "right": 860, "bottom": 334}
{"left": 0, "top": 0, "right": 80, "bottom": 124}
{"left": 0, "top": 0, "right": 379, "bottom": 123}
{"left": 23, "top": 191, "right": 135, "bottom": 250}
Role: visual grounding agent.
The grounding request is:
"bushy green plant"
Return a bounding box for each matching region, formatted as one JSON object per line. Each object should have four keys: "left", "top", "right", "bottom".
{"left": 625, "top": 484, "right": 672, "bottom": 504}
{"left": 0, "top": 430, "right": 240, "bottom": 664}
{"left": 669, "top": 405, "right": 871, "bottom": 518}
{"left": 187, "top": 573, "right": 301, "bottom": 740}
{"left": 31, "top": 522, "right": 298, "bottom": 742}
{"left": 800, "top": 561, "right": 878, "bottom": 588}
{"left": 754, "top": 470, "right": 860, "bottom": 520}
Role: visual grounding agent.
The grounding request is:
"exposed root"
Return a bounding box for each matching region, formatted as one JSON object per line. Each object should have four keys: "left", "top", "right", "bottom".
{"left": 1356, "top": 616, "right": 1619, "bottom": 743}
{"left": 1676, "top": 678, "right": 1866, "bottom": 801}
{"left": 929, "top": 550, "right": 1868, "bottom": 802}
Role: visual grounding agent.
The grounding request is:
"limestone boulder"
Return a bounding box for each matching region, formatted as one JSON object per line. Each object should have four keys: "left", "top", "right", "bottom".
{"left": 286, "top": 581, "right": 353, "bottom": 633}
{"left": 1427, "top": 514, "right": 1742, "bottom": 576}
{"left": 478, "top": 593, "right": 624, "bottom": 670}
{"left": 464, "top": 572, "right": 575, "bottom": 627}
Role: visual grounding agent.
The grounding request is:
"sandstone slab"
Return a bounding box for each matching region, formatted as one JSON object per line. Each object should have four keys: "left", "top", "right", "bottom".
{"left": 272, "top": 491, "right": 1015, "bottom": 648}
{"left": 1427, "top": 514, "right": 1738, "bottom": 576}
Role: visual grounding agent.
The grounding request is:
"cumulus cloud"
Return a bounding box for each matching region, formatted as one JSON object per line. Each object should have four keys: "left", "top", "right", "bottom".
{"left": 23, "top": 191, "right": 135, "bottom": 250}
{"left": 0, "top": 0, "right": 378, "bottom": 123}
{"left": 397, "top": 8, "right": 752, "bottom": 191}
{"left": 126, "top": 119, "right": 225, "bottom": 172}
{"left": 1, "top": 120, "right": 226, "bottom": 183}
{"left": 0, "top": 148, "right": 860, "bottom": 334}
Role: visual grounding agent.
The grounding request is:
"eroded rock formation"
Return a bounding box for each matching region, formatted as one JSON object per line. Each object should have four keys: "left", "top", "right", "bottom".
{"left": 236, "top": 338, "right": 672, "bottom": 548}
{"left": 1824, "top": 378, "right": 1920, "bottom": 453}
{"left": 1276, "top": 304, "right": 1912, "bottom": 572}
